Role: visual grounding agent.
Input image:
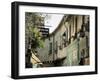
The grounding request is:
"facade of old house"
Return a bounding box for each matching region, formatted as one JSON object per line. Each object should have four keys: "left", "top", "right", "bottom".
{"left": 35, "top": 15, "right": 89, "bottom": 67}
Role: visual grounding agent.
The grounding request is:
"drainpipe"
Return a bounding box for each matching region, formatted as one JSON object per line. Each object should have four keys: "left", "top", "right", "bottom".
{"left": 53, "top": 33, "right": 55, "bottom": 62}
{"left": 77, "top": 38, "right": 80, "bottom": 65}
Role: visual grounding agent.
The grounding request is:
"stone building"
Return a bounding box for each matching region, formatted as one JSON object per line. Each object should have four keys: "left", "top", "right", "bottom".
{"left": 36, "top": 14, "right": 90, "bottom": 67}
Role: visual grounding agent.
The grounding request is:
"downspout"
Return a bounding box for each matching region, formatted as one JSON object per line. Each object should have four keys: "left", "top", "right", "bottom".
{"left": 53, "top": 33, "right": 55, "bottom": 62}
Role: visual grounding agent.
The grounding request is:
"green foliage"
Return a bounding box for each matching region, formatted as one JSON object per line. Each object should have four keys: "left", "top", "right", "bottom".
{"left": 25, "top": 12, "right": 44, "bottom": 53}
{"left": 29, "top": 27, "right": 44, "bottom": 49}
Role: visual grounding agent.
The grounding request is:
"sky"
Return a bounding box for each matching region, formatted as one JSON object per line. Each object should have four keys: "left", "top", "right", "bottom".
{"left": 44, "top": 14, "right": 64, "bottom": 33}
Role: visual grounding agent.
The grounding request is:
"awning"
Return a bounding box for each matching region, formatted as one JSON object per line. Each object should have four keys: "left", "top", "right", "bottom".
{"left": 31, "top": 52, "right": 43, "bottom": 64}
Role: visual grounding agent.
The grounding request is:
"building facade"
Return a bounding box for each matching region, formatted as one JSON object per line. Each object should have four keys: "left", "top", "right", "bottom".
{"left": 35, "top": 14, "right": 89, "bottom": 67}
{"left": 26, "top": 15, "right": 90, "bottom": 67}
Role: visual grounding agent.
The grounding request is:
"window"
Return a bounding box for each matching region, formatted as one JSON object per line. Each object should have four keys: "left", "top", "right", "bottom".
{"left": 69, "top": 25, "right": 71, "bottom": 44}
{"left": 66, "top": 28, "right": 68, "bottom": 42}
{"left": 74, "top": 16, "right": 77, "bottom": 39}
{"left": 86, "top": 36, "right": 89, "bottom": 48}
{"left": 62, "top": 32, "right": 67, "bottom": 47}
{"left": 85, "top": 16, "right": 89, "bottom": 32}
{"left": 75, "top": 16, "right": 77, "bottom": 33}
{"left": 82, "top": 15, "right": 85, "bottom": 24}
{"left": 49, "top": 42, "right": 52, "bottom": 54}
{"left": 72, "top": 17, "right": 74, "bottom": 33}
{"left": 59, "top": 35, "right": 63, "bottom": 50}
{"left": 55, "top": 41, "right": 58, "bottom": 54}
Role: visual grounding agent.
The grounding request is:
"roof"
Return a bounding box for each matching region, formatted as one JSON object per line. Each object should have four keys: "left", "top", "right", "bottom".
{"left": 49, "top": 15, "right": 70, "bottom": 37}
